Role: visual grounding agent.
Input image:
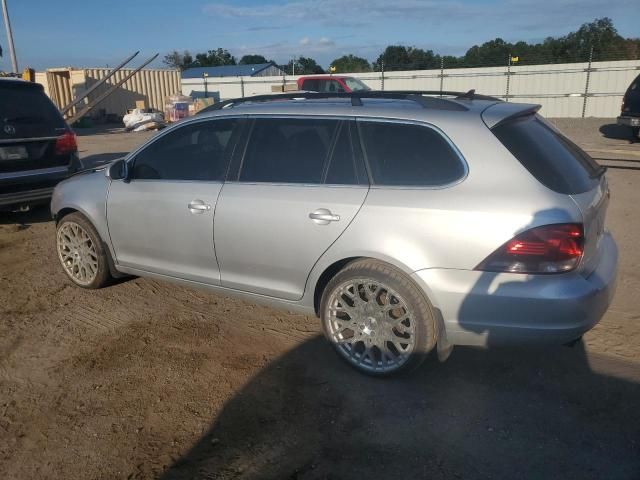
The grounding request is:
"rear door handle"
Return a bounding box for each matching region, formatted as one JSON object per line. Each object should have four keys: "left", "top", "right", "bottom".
{"left": 309, "top": 208, "right": 340, "bottom": 225}
{"left": 188, "top": 199, "right": 211, "bottom": 214}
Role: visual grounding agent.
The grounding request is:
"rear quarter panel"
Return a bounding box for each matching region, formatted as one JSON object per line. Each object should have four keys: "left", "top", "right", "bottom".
{"left": 302, "top": 115, "right": 583, "bottom": 305}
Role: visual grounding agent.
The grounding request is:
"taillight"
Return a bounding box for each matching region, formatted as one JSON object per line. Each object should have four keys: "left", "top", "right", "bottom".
{"left": 475, "top": 223, "right": 584, "bottom": 274}
{"left": 55, "top": 131, "right": 77, "bottom": 155}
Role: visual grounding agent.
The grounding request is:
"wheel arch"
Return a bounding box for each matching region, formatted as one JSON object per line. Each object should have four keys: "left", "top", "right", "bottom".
{"left": 310, "top": 254, "right": 452, "bottom": 359}
{"left": 54, "top": 206, "right": 124, "bottom": 279}
{"left": 310, "top": 253, "right": 419, "bottom": 316}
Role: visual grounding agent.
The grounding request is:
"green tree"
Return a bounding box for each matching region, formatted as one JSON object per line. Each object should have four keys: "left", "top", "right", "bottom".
{"left": 284, "top": 57, "right": 324, "bottom": 75}
{"left": 330, "top": 54, "right": 371, "bottom": 73}
{"left": 193, "top": 48, "right": 236, "bottom": 67}
{"left": 463, "top": 38, "right": 511, "bottom": 67}
{"left": 239, "top": 54, "right": 273, "bottom": 65}
{"left": 162, "top": 50, "right": 193, "bottom": 70}
{"left": 373, "top": 45, "right": 439, "bottom": 71}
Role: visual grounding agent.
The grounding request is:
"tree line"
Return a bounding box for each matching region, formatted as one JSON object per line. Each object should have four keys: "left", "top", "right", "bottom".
{"left": 163, "top": 18, "right": 639, "bottom": 74}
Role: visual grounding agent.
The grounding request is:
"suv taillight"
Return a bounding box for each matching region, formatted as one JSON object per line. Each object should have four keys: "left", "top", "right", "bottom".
{"left": 55, "top": 131, "right": 78, "bottom": 155}
{"left": 475, "top": 223, "right": 584, "bottom": 274}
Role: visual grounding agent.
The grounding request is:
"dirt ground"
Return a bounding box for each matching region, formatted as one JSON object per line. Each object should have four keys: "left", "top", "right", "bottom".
{"left": 1, "top": 118, "right": 639, "bottom": 480}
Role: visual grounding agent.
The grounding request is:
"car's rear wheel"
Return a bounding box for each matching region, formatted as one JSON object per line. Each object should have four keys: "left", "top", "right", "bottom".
{"left": 320, "top": 259, "right": 436, "bottom": 376}
{"left": 56, "top": 212, "right": 111, "bottom": 289}
{"left": 632, "top": 126, "right": 640, "bottom": 140}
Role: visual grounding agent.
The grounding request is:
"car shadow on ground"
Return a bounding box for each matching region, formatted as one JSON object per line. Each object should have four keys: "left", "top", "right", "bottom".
{"left": 158, "top": 337, "right": 640, "bottom": 479}
{"left": 159, "top": 208, "right": 638, "bottom": 479}
{"left": 599, "top": 124, "right": 637, "bottom": 143}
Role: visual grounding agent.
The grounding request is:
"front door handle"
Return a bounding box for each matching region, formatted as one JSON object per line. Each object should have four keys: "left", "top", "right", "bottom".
{"left": 309, "top": 208, "right": 340, "bottom": 225}
{"left": 188, "top": 199, "right": 211, "bottom": 214}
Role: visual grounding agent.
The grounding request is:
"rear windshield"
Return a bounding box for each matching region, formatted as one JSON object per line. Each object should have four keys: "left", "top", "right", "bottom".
{"left": 0, "top": 82, "right": 65, "bottom": 137}
{"left": 492, "top": 114, "right": 602, "bottom": 194}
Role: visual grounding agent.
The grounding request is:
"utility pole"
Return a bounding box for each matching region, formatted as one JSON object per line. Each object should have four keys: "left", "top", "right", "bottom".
{"left": 1, "top": 0, "right": 18, "bottom": 73}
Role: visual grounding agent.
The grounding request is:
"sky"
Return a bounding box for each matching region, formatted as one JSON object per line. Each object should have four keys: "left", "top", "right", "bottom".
{"left": 0, "top": 0, "right": 638, "bottom": 71}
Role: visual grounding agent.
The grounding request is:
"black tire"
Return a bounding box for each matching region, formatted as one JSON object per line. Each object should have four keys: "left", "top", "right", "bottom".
{"left": 632, "top": 126, "right": 640, "bottom": 140}
{"left": 56, "top": 212, "right": 112, "bottom": 289}
{"left": 320, "top": 259, "right": 437, "bottom": 377}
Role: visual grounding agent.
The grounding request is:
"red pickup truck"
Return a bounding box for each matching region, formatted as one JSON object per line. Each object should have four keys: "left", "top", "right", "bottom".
{"left": 297, "top": 75, "right": 370, "bottom": 93}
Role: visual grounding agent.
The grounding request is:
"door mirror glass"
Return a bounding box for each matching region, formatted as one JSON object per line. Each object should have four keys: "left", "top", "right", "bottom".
{"left": 106, "top": 158, "right": 128, "bottom": 181}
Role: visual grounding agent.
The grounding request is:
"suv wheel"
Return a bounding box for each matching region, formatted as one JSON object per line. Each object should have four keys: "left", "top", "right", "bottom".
{"left": 320, "top": 259, "right": 436, "bottom": 376}
{"left": 56, "top": 212, "right": 112, "bottom": 289}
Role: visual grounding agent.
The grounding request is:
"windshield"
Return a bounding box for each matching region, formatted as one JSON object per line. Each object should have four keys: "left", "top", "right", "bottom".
{"left": 344, "top": 77, "right": 370, "bottom": 92}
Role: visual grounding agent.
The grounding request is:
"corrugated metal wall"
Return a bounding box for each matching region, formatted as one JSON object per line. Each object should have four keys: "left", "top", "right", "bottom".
{"left": 82, "top": 68, "right": 181, "bottom": 114}
{"left": 181, "top": 60, "right": 640, "bottom": 117}
{"left": 36, "top": 68, "right": 181, "bottom": 118}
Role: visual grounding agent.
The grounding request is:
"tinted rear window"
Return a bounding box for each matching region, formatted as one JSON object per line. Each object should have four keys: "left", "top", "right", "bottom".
{"left": 0, "top": 82, "right": 65, "bottom": 137}
{"left": 492, "top": 114, "right": 601, "bottom": 194}
{"left": 359, "top": 121, "right": 465, "bottom": 186}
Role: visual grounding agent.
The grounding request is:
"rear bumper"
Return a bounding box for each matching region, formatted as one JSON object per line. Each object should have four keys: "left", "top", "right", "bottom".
{"left": 412, "top": 232, "right": 618, "bottom": 347}
{"left": 617, "top": 116, "right": 640, "bottom": 127}
{"left": 0, "top": 186, "right": 55, "bottom": 207}
{"left": 0, "top": 166, "right": 72, "bottom": 208}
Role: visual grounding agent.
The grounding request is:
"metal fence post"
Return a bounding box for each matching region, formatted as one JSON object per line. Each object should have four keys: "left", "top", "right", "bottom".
{"left": 381, "top": 61, "right": 385, "bottom": 91}
{"left": 582, "top": 46, "right": 594, "bottom": 118}
{"left": 240, "top": 76, "right": 245, "bottom": 98}
{"left": 439, "top": 57, "right": 444, "bottom": 96}
{"left": 505, "top": 54, "right": 511, "bottom": 102}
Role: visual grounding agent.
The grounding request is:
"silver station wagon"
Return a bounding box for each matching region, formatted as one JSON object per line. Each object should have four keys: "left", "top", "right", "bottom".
{"left": 51, "top": 91, "right": 618, "bottom": 376}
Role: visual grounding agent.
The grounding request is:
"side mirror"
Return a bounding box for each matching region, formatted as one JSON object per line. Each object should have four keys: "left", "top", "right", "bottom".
{"left": 106, "top": 158, "right": 129, "bottom": 181}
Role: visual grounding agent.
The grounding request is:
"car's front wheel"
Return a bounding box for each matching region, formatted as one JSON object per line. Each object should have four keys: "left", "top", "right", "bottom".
{"left": 320, "top": 259, "right": 437, "bottom": 376}
{"left": 56, "top": 212, "right": 112, "bottom": 289}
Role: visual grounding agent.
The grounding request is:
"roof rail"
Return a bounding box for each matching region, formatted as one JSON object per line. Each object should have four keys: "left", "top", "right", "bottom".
{"left": 382, "top": 89, "right": 503, "bottom": 102}
{"left": 200, "top": 90, "right": 502, "bottom": 114}
{"left": 198, "top": 89, "right": 502, "bottom": 115}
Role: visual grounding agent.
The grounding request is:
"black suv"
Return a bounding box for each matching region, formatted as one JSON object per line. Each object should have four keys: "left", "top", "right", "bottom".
{"left": 617, "top": 73, "right": 640, "bottom": 140}
{"left": 0, "top": 78, "right": 79, "bottom": 211}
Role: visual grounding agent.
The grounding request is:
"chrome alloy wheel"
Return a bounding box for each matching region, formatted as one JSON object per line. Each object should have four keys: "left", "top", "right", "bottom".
{"left": 326, "top": 279, "right": 416, "bottom": 373}
{"left": 57, "top": 222, "right": 99, "bottom": 286}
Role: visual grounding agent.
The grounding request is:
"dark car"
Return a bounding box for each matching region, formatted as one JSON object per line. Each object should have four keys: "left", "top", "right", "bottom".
{"left": 0, "top": 78, "right": 79, "bottom": 211}
{"left": 617, "top": 73, "right": 640, "bottom": 140}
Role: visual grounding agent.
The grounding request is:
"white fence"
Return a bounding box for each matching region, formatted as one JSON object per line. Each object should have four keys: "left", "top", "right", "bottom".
{"left": 181, "top": 60, "right": 640, "bottom": 118}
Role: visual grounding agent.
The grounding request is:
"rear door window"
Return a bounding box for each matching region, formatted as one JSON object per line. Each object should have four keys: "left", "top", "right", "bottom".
{"left": 358, "top": 121, "right": 465, "bottom": 186}
{"left": 239, "top": 118, "right": 337, "bottom": 184}
{"left": 492, "top": 114, "right": 601, "bottom": 194}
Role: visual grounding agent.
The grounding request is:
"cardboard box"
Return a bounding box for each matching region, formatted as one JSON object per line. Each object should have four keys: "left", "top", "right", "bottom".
{"left": 135, "top": 99, "right": 148, "bottom": 110}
